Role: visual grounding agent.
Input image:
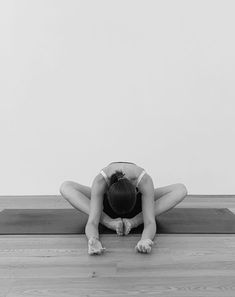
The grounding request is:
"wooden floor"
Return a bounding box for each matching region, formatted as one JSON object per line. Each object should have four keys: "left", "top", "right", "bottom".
{"left": 1, "top": 195, "right": 235, "bottom": 297}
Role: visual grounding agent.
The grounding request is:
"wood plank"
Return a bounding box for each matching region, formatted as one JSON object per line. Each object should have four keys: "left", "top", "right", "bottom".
{"left": 4, "top": 276, "right": 235, "bottom": 297}
{"left": 1, "top": 195, "right": 235, "bottom": 296}
{"left": 1, "top": 235, "right": 235, "bottom": 296}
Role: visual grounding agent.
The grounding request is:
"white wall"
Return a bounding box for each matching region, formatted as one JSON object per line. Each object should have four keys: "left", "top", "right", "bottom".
{"left": 0, "top": 0, "right": 234, "bottom": 195}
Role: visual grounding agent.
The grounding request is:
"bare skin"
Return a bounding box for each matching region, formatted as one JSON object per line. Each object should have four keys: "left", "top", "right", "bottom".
{"left": 60, "top": 162, "right": 188, "bottom": 254}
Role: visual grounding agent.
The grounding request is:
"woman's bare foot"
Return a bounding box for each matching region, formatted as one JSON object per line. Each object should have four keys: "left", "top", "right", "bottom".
{"left": 122, "top": 218, "right": 134, "bottom": 235}
{"left": 108, "top": 218, "right": 124, "bottom": 236}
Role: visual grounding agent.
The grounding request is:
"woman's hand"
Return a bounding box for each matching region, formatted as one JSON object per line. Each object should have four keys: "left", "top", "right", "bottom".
{"left": 135, "top": 239, "right": 154, "bottom": 254}
{"left": 88, "top": 237, "right": 106, "bottom": 255}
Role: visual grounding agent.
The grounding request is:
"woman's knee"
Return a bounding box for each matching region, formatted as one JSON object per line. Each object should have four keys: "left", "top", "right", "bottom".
{"left": 59, "top": 180, "right": 75, "bottom": 196}
{"left": 174, "top": 183, "right": 188, "bottom": 198}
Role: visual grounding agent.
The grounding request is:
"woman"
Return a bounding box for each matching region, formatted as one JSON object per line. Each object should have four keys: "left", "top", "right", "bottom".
{"left": 60, "top": 161, "right": 188, "bottom": 255}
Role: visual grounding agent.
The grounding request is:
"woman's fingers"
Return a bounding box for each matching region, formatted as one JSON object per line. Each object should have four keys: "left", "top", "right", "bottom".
{"left": 88, "top": 247, "right": 97, "bottom": 255}
{"left": 135, "top": 240, "right": 153, "bottom": 253}
{"left": 88, "top": 239, "right": 106, "bottom": 255}
{"left": 135, "top": 243, "right": 141, "bottom": 253}
{"left": 88, "top": 246, "right": 105, "bottom": 255}
{"left": 88, "top": 245, "right": 97, "bottom": 254}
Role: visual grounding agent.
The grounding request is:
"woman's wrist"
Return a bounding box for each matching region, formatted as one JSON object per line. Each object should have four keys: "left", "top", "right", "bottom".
{"left": 88, "top": 236, "right": 99, "bottom": 243}
{"left": 141, "top": 238, "right": 154, "bottom": 245}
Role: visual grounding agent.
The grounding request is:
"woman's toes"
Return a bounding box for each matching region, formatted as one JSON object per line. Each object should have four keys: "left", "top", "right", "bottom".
{"left": 123, "top": 218, "right": 132, "bottom": 235}
{"left": 116, "top": 219, "right": 123, "bottom": 235}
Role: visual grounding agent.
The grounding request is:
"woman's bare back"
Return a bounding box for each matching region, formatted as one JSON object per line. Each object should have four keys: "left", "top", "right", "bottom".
{"left": 101, "top": 161, "right": 145, "bottom": 188}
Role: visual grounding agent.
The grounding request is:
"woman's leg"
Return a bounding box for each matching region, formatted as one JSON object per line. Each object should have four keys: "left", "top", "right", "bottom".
{"left": 59, "top": 181, "right": 113, "bottom": 228}
{"left": 130, "top": 183, "right": 188, "bottom": 228}
{"left": 60, "top": 181, "right": 124, "bottom": 234}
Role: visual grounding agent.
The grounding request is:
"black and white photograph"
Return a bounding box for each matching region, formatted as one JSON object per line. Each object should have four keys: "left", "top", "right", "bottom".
{"left": 0, "top": 0, "right": 235, "bottom": 296}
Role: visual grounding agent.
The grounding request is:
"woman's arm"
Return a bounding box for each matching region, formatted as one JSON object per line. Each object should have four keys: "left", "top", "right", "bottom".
{"left": 85, "top": 175, "right": 106, "bottom": 241}
{"left": 140, "top": 221, "right": 156, "bottom": 241}
{"left": 138, "top": 174, "right": 157, "bottom": 241}
{"left": 85, "top": 222, "right": 100, "bottom": 240}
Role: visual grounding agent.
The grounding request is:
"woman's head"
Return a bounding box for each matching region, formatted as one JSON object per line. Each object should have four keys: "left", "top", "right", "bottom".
{"left": 107, "top": 170, "right": 137, "bottom": 216}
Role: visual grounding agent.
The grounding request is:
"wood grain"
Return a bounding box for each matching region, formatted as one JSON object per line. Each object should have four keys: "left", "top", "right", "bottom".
{"left": 1, "top": 195, "right": 235, "bottom": 296}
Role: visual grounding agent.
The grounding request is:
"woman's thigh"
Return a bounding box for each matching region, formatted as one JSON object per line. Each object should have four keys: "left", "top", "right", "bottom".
{"left": 66, "top": 181, "right": 182, "bottom": 202}
{"left": 65, "top": 181, "right": 92, "bottom": 199}
{"left": 154, "top": 183, "right": 181, "bottom": 201}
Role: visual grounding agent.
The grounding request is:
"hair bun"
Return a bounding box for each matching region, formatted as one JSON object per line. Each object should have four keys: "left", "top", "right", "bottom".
{"left": 118, "top": 175, "right": 125, "bottom": 181}
{"left": 115, "top": 171, "right": 125, "bottom": 181}
{"left": 109, "top": 170, "right": 126, "bottom": 186}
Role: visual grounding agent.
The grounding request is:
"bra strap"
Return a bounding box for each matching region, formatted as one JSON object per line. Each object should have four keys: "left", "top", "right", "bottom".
{"left": 136, "top": 170, "right": 146, "bottom": 187}
{"left": 100, "top": 170, "right": 109, "bottom": 186}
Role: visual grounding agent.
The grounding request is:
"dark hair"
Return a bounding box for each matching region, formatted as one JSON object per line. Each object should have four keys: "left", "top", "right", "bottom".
{"left": 107, "top": 170, "right": 137, "bottom": 215}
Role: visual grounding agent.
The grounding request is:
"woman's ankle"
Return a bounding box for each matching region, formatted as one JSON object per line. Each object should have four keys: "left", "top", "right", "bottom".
{"left": 131, "top": 212, "right": 143, "bottom": 228}
{"left": 100, "top": 212, "right": 112, "bottom": 228}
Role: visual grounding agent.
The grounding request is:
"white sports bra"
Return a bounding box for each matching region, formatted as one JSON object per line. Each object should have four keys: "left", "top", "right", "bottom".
{"left": 100, "top": 169, "right": 146, "bottom": 188}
